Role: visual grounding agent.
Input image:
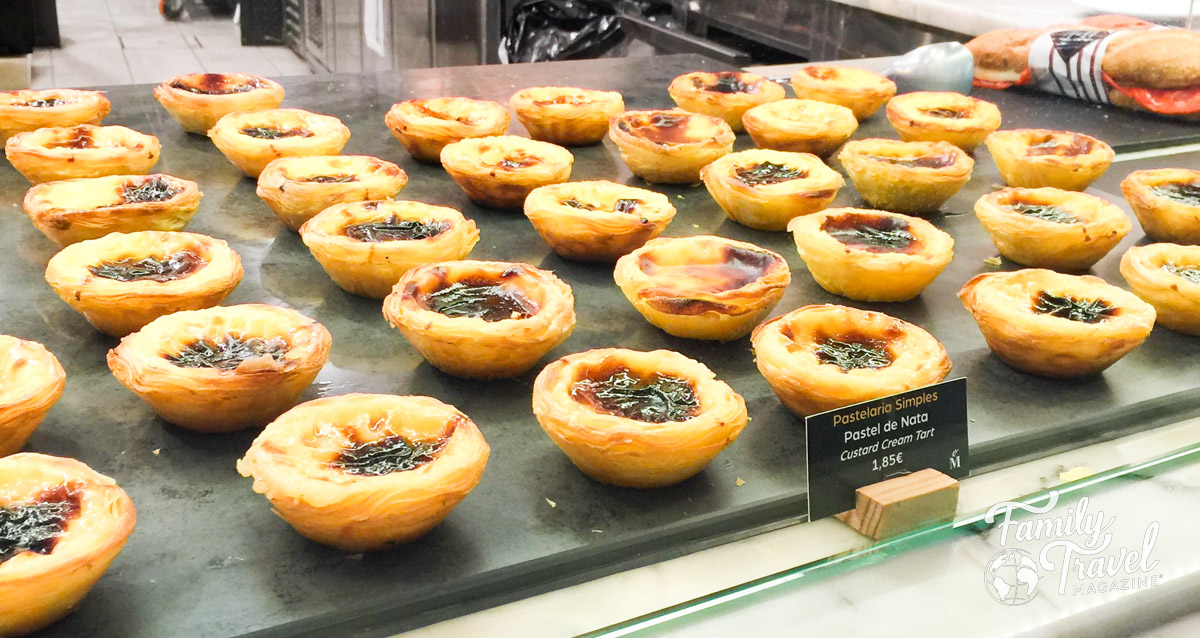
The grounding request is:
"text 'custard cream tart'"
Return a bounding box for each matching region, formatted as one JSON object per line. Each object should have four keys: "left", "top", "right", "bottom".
{"left": 238, "top": 394, "right": 489, "bottom": 551}
{"left": 440, "top": 135, "right": 573, "bottom": 209}
{"left": 614, "top": 235, "right": 790, "bottom": 341}
{"left": 0, "top": 336, "right": 65, "bottom": 457}
{"left": 256, "top": 155, "right": 408, "bottom": 231}
{"left": 532, "top": 348, "right": 748, "bottom": 488}
{"left": 1120, "top": 243, "right": 1200, "bottom": 335}
{"left": 667, "top": 71, "right": 785, "bottom": 133}
{"left": 1121, "top": 168, "right": 1200, "bottom": 244}
{"left": 385, "top": 97, "right": 510, "bottom": 163}
{"left": 524, "top": 180, "right": 675, "bottom": 262}
{"left": 44, "top": 231, "right": 243, "bottom": 337}
{"left": 6, "top": 125, "right": 160, "bottom": 184}
{"left": 701, "top": 148, "right": 844, "bottom": 231}
{"left": 974, "top": 187, "right": 1130, "bottom": 272}
{"left": 154, "top": 72, "right": 284, "bottom": 134}
{"left": 608, "top": 109, "right": 735, "bottom": 184}
{"left": 23, "top": 173, "right": 202, "bottom": 246}
{"left": 208, "top": 108, "right": 350, "bottom": 178}
{"left": 0, "top": 89, "right": 111, "bottom": 143}
{"left": 838, "top": 138, "right": 973, "bottom": 215}
{"left": 985, "top": 129, "right": 1113, "bottom": 191}
{"left": 301, "top": 200, "right": 479, "bottom": 299}
{"left": 509, "top": 86, "right": 624, "bottom": 146}
{"left": 789, "top": 65, "right": 896, "bottom": 120}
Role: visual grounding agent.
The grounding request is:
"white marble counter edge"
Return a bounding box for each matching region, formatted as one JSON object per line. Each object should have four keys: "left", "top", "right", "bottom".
{"left": 827, "top": 0, "right": 1091, "bottom": 36}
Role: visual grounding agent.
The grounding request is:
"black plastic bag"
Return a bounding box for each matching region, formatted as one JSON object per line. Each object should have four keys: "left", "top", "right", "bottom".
{"left": 502, "top": 0, "right": 628, "bottom": 64}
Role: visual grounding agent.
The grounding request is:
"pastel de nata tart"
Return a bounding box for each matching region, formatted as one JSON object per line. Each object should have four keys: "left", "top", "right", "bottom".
{"left": 44, "top": 231, "right": 243, "bottom": 337}
{"left": 523, "top": 180, "right": 675, "bottom": 262}
{"left": 237, "top": 394, "right": 489, "bottom": 551}
{"left": 789, "top": 65, "right": 897, "bottom": 120}
{"left": 383, "top": 260, "right": 576, "bottom": 379}
{"left": 974, "top": 187, "right": 1131, "bottom": 272}
{"left": 613, "top": 235, "right": 791, "bottom": 341}
{"left": 440, "top": 135, "right": 573, "bottom": 209}
{"left": 23, "top": 173, "right": 202, "bottom": 247}
{"left": 667, "top": 71, "right": 785, "bottom": 133}
{"left": 0, "top": 89, "right": 111, "bottom": 143}
{"left": 788, "top": 207, "right": 954, "bottom": 302}
{"left": 885, "top": 91, "right": 1001, "bottom": 152}
{"left": 532, "top": 348, "right": 748, "bottom": 488}
{"left": 208, "top": 108, "right": 350, "bottom": 178}
{"left": 300, "top": 200, "right": 479, "bottom": 299}
{"left": 256, "top": 155, "right": 408, "bottom": 231}
{"left": 741, "top": 98, "right": 858, "bottom": 157}
{"left": 1120, "top": 243, "right": 1200, "bottom": 335}
{"left": 108, "top": 304, "right": 331, "bottom": 432}
{"left": 959, "top": 269, "right": 1155, "bottom": 378}
{"left": 0, "top": 336, "right": 65, "bottom": 457}
{"left": 154, "top": 72, "right": 285, "bottom": 134}
{"left": 751, "top": 304, "right": 951, "bottom": 416}
{"left": 701, "top": 149, "right": 844, "bottom": 231}
{"left": 985, "top": 129, "right": 1114, "bottom": 191}
{"left": 838, "top": 139, "right": 973, "bottom": 215}
{"left": 5, "top": 125, "right": 160, "bottom": 184}
{"left": 608, "top": 109, "right": 735, "bottom": 184}
{"left": 1121, "top": 169, "right": 1200, "bottom": 244}
{"left": 509, "top": 86, "right": 624, "bottom": 146}
{"left": 385, "top": 97, "right": 510, "bottom": 163}
{"left": 0, "top": 454, "right": 135, "bottom": 637}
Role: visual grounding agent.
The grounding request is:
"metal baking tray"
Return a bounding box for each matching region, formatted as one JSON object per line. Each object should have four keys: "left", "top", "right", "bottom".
{"left": 3, "top": 54, "right": 1199, "bottom": 637}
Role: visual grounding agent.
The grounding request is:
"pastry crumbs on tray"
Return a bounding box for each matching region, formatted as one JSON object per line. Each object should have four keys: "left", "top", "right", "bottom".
{"left": 545, "top": 498, "right": 557, "bottom": 508}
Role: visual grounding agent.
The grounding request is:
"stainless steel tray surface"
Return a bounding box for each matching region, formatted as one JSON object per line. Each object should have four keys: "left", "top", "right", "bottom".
{"left": 3, "top": 54, "right": 1198, "bottom": 638}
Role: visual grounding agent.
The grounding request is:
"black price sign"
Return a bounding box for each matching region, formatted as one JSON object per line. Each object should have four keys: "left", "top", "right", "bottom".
{"left": 805, "top": 378, "right": 969, "bottom": 521}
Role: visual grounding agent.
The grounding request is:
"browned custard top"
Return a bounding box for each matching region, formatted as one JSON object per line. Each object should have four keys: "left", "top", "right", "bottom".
{"left": 822, "top": 213, "right": 919, "bottom": 254}
{"left": 1164, "top": 263, "right": 1200, "bottom": 285}
{"left": 735, "top": 162, "right": 808, "bottom": 186}
{"left": 814, "top": 335, "right": 894, "bottom": 371}
{"left": 171, "top": 74, "right": 262, "bottom": 95}
{"left": 417, "top": 273, "right": 539, "bottom": 322}
{"left": 119, "top": 176, "right": 182, "bottom": 204}
{"left": 88, "top": 250, "right": 205, "bottom": 283}
{"left": 0, "top": 484, "right": 83, "bottom": 565}
{"left": 411, "top": 102, "right": 476, "bottom": 124}
{"left": 570, "top": 365, "right": 700, "bottom": 423}
{"left": 561, "top": 197, "right": 641, "bottom": 214}
{"left": 341, "top": 215, "right": 451, "bottom": 242}
{"left": 532, "top": 94, "right": 591, "bottom": 107}
{"left": 330, "top": 426, "right": 452, "bottom": 476}
{"left": 1151, "top": 181, "right": 1200, "bottom": 207}
{"left": 1032, "top": 291, "right": 1116, "bottom": 323}
{"left": 302, "top": 174, "right": 358, "bottom": 183}
{"left": 14, "top": 97, "right": 72, "bottom": 108}
{"left": 693, "top": 72, "right": 758, "bottom": 94}
{"left": 497, "top": 153, "right": 540, "bottom": 169}
{"left": 616, "top": 112, "right": 695, "bottom": 145}
{"left": 166, "top": 334, "right": 289, "bottom": 370}
{"left": 638, "top": 244, "right": 781, "bottom": 293}
{"left": 1007, "top": 201, "right": 1080, "bottom": 224}
{"left": 240, "top": 126, "right": 314, "bottom": 140}
{"left": 862, "top": 152, "right": 958, "bottom": 169}
{"left": 921, "top": 107, "right": 970, "bottom": 119}
{"left": 804, "top": 66, "right": 837, "bottom": 81}
{"left": 45, "top": 127, "right": 95, "bottom": 149}
{"left": 1026, "top": 134, "right": 1093, "bottom": 157}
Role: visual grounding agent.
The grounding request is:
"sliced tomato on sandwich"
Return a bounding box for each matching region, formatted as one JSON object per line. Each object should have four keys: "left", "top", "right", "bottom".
{"left": 974, "top": 68, "right": 1032, "bottom": 90}
{"left": 1103, "top": 72, "right": 1200, "bottom": 115}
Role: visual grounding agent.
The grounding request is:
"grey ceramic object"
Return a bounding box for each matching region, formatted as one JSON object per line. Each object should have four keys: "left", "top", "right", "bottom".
{"left": 884, "top": 41, "right": 976, "bottom": 94}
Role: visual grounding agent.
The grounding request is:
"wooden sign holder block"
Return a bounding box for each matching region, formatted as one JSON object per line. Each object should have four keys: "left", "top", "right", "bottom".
{"left": 835, "top": 468, "right": 959, "bottom": 540}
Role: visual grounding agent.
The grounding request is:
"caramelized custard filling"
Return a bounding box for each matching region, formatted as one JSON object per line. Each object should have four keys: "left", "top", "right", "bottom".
{"left": 532, "top": 95, "right": 589, "bottom": 106}
{"left": 341, "top": 215, "right": 450, "bottom": 242}
{"left": 1007, "top": 202, "right": 1079, "bottom": 224}
{"left": 561, "top": 197, "right": 641, "bottom": 213}
{"left": 1026, "top": 135, "right": 1093, "bottom": 157}
{"left": 863, "top": 152, "right": 957, "bottom": 169}
{"left": 171, "top": 74, "right": 261, "bottom": 94}
{"left": 638, "top": 245, "right": 780, "bottom": 293}
{"left": 1033, "top": 291, "right": 1116, "bottom": 323}
{"left": 498, "top": 154, "right": 540, "bottom": 169}
{"left": 1151, "top": 182, "right": 1200, "bottom": 207}
{"left": 921, "top": 107, "right": 969, "bottom": 119}
{"left": 420, "top": 278, "right": 538, "bottom": 321}
{"left": 570, "top": 366, "right": 700, "bottom": 423}
{"left": 617, "top": 113, "right": 693, "bottom": 144}
{"left": 240, "top": 126, "right": 314, "bottom": 140}
{"left": 332, "top": 430, "right": 448, "bottom": 476}
{"left": 1163, "top": 263, "right": 1200, "bottom": 285}
{"left": 0, "top": 485, "right": 82, "bottom": 564}
{"left": 302, "top": 174, "right": 357, "bottom": 183}
{"left": 695, "top": 73, "right": 757, "bottom": 94}
{"left": 45, "top": 127, "right": 95, "bottom": 149}
{"left": 814, "top": 336, "right": 893, "bottom": 371}
{"left": 804, "top": 67, "right": 836, "bottom": 80}
{"left": 411, "top": 102, "right": 476, "bottom": 124}
{"left": 735, "top": 162, "right": 807, "bottom": 186}
{"left": 822, "top": 213, "right": 918, "bottom": 253}
{"left": 120, "top": 176, "right": 181, "bottom": 204}
{"left": 14, "top": 97, "right": 71, "bottom": 108}
{"left": 166, "top": 334, "right": 289, "bottom": 370}
{"left": 89, "top": 251, "right": 205, "bottom": 283}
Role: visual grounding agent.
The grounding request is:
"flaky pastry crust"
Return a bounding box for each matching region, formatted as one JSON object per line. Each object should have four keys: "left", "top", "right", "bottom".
{"left": 0, "top": 337, "right": 65, "bottom": 456}
{"left": 256, "top": 155, "right": 408, "bottom": 231}
{"left": 701, "top": 148, "right": 844, "bottom": 231}
{"left": 974, "top": 187, "right": 1130, "bottom": 271}
{"left": 154, "top": 73, "right": 284, "bottom": 134}
{"left": 608, "top": 109, "right": 735, "bottom": 184}
{"left": 789, "top": 66, "right": 896, "bottom": 120}
{"left": 985, "top": 129, "right": 1113, "bottom": 191}
{"left": 440, "top": 135, "right": 573, "bottom": 209}
{"left": 385, "top": 97, "right": 510, "bottom": 163}
{"left": 0, "top": 90, "right": 111, "bottom": 144}
{"left": 1120, "top": 243, "right": 1200, "bottom": 335}
{"left": 667, "top": 71, "right": 785, "bottom": 132}
{"left": 5, "top": 125, "right": 160, "bottom": 184}
{"left": 838, "top": 139, "right": 973, "bottom": 214}
{"left": 1121, "top": 168, "right": 1200, "bottom": 244}
{"left": 509, "top": 86, "right": 624, "bottom": 145}
{"left": 23, "top": 173, "right": 202, "bottom": 246}
{"left": 208, "top": 108, "right": 350, "bottom": 177}
{"left": 741, "top": 98, "right": 858, "bottom": 157}
{"left": 886, "top": 91, "right": 1001, "bottom": 152}
{"left": 523, "top": 180, "right": 675, "bottom": 262}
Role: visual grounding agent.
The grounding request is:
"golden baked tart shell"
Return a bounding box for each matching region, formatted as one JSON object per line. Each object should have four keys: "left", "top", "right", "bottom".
{"left": 524, "top": 180, "right": 676, "bottom": 262}
{"left": 237, "top": 394, "right": 489, "bottom": 551}
{"left": 440, "top": 135, "right": 574, "bottom": 209}
{"left": 788, "top": 207, "right": 954, "bottom": 302}
{"left": 208, "top": 108, "right": 351, "bottom": 178}
{"left": 838, "top": 138, "right": 973, "bottom": 215}
{"left": 509, "top": 86, "right": 625, "bottom": 146}
{"left": 959, "top": 269, "right": 1156, "bottom": 378}
{"left": 974, "top": 187, "right": 1131, "bottom": 272}
{"left": 667, "top": 71, "right": 785, "bottom": 133}
{"left": 741, "top": 98, "right": 858, "bottom": 157}
{"left": 1120, "top": 243, "right": 1200, "bottom": 335}
{"left": 532, "top": 348, "right": 748, "bottom": 488}
{"left": 751, "top": 304, "right": 952, "bottom": 416}
{"left": 256, "top": 155, "right": 408, "bottom": 231}
{"left": 385, "top": 97, "right": 511, "bottom": 163}
{"left": 5, "top": 125, "right": 161, "bottom": 184}
{"left": 1121, "top": 169, "right": 1200, "bottom": 244}
{"left": 788, "top": 66, "right": 897, "bottom": 120}
{"left": 613, "top": 235, "right": 791, "bottom": 341}
{"left": 0, "top": 90, "right": 111, "bottom": 144}
{"left": 382, "top": 260, "right": 576, "bottom": 379}
{"left": 154, "top": 72, "right": 285, "bottom": 134}
{"left": 608, "top": 109, "right": 735, "bottom": 184}
{"left": 885, "top": 91, "right": 1001, "bottom": 152}
{"left": 0, "top": 337, "right": 65, "bottom": 457}
{"left": 0, "top": 453, "right": 135, "bottom": 637}
{"left": 107, "top": 304, "right": 331, "bottom": 432}
{"left": 985, "top": 129, "right": 1114, "bottom": 191}
{"left": 23, "top": 173, "right": 203, "bottom": 247}
{"left": 44, "top": 231, "right": 244, "bottom": 337}
{"left": 701, "top": 148, "right": 844, "bottom": 231}
{"left": 300, "top": 200, "right": 479, "bottom": 299}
